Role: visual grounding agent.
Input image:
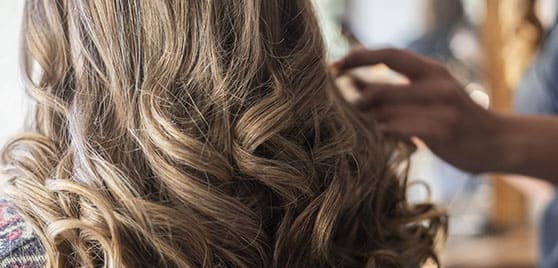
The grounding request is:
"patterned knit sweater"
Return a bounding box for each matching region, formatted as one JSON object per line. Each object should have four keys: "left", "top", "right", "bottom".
{"left": 0, "top": 199, "right": 46, "bottom": 268}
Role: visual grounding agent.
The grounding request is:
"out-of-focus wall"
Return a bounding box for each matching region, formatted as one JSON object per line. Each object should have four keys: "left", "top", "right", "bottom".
{"left": 348, "top": 0, "right": 427, "bottom": 47}
{"left": 0, "top": 2, "right": 26, "bottom": 145}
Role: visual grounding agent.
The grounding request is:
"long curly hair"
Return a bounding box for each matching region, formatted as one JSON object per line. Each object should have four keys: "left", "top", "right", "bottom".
{"left": 1, "top": 1, "right": 446, "bottom": 267}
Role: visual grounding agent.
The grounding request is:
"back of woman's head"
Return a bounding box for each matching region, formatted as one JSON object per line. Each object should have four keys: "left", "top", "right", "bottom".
{"left": 1, "top": 1, "right": 445, "bottom": 267}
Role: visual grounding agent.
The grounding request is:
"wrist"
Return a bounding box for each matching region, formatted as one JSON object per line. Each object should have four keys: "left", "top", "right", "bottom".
{"left": 489, "top": 113, "right": 526, "bottom": 174}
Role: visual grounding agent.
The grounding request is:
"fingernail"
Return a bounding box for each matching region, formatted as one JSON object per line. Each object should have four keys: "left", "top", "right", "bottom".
{"left": 329, "top": 65, "right": 340, "bottom": 77}
{"left": 331, "top": 60, "right": 342, "bottom": 68}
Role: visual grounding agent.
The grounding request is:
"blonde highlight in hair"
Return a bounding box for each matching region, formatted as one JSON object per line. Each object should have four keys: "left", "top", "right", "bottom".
{"left": 2, "top": 1, "right": 445, "bottom": 267}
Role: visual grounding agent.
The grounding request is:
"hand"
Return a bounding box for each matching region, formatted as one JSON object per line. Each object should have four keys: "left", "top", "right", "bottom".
{"left": 334, "top": 48, "right": 513, "bottom": 174}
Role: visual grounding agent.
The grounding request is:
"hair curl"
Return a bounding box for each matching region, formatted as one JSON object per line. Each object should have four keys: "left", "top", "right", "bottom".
{"left": 1, "top": 1, "right": 446, "bottom": 267}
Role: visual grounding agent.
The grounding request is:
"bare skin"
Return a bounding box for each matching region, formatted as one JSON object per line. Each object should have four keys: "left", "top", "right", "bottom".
{"left": 334, "top": 48, "right": 558, "bottom": 183}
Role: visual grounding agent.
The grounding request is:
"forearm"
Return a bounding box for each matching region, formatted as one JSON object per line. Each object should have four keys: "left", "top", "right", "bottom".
{"left": 494, "top": 114, "right": 558, "bottom": 183}
{"left": 334, "top": 48, "right": 558, "bottom": 182}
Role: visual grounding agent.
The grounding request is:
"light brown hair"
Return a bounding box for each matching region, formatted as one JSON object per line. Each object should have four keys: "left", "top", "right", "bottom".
{"left": 1, "top": 1, "right": 445, "bottom": 267}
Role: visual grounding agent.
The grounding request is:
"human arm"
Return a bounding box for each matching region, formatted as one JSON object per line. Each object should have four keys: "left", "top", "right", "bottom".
{"left": 495, "top": 114, "right": 558, "bottom": 182}
{"left": 334, "top": 48, "right": 558, "bottom": 182}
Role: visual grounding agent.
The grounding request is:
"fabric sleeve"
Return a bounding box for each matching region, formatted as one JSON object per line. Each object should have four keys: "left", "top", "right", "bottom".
{"left": 515, "top": 27, "right": 558, "bottom": 115}
{"left": 0, "top": 199, "right": 46, "bottom": 268}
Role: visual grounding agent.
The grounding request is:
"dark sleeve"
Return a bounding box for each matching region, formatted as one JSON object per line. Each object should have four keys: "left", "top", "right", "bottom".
{"left": 0, "top": 199, "right": 46, "bottom": 268}
{"left": 515, "top": 27, "right": 558, "bottom": 115}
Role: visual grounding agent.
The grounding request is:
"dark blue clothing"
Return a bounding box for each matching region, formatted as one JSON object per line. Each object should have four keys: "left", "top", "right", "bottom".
{"left": 515, "top": 27, "right": 558, "bottom": 268}
{"left": 516, "top": 28, "right": 558, "bottom": 115}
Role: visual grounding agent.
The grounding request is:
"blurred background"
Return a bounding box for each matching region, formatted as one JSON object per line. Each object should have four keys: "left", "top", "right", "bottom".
{"left": 1, "top": 1, "right": 556, "bottom": 267}
{"left": 317, "top": 0, "right": 557, "bottom": 267}
{"left": 0, "top": 1, "right": 27, "bottom": 146}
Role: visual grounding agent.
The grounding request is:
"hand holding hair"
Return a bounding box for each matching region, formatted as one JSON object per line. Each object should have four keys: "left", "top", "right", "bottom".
{"left": 335, "top": 48, "right": 558, "bottom": 182}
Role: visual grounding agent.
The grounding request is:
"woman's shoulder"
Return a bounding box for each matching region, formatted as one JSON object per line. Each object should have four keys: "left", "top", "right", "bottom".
{"left": 0, "top": 198, "right": 46, "bottom": 268}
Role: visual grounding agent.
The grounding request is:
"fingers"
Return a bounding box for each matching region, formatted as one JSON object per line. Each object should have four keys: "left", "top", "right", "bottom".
{"left": 354, "top": 82, "right": 441, "bottom": 111}
{"left": 372, "top": 105, "right": 444, "bottom": 142}
{"left": 378, "top": 117, "right": 419, "bottom": 140}
{"left": 334, "top": 48, "right": 443, "bottom": 80}
{"left": 380, "top": 116, "right": 435, "bottom": 141}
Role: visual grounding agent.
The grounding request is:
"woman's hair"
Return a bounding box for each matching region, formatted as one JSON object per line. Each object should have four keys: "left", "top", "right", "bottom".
{"left": 1, "top": 1, "right": 445, "bottom": 267}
